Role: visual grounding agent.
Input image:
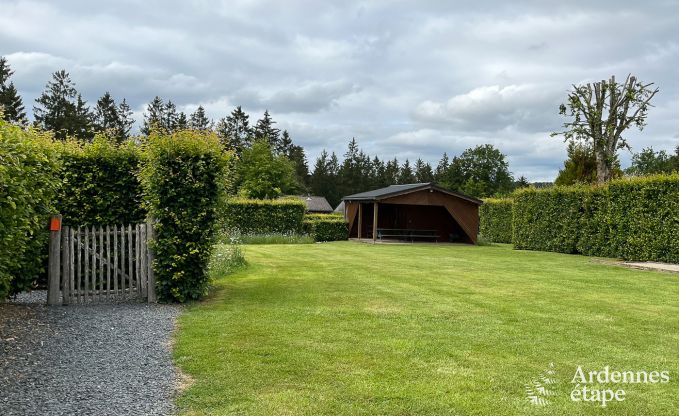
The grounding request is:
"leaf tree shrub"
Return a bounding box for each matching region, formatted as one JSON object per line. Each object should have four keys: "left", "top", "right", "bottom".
{"left": 0, "top": 120, "right": 61, "bottom": 297}
{"left": 512, "top": 175, "right": 679, "bottom": 263}
{"left": 479, "top": 198, "right": 513, "bottom": 243}
{"left": 58, "top": 136, "right": 145, "bottom": 226}
{"left": 221, "top": 198, "right": 306, "bottom": 235}
{"left": 141, "top": 130, "right": 232, "bottom": 302}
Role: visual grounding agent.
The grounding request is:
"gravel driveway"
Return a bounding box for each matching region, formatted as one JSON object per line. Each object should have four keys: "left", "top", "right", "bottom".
{"left": 0, "top": 291, "right": 181, "bottom": 416}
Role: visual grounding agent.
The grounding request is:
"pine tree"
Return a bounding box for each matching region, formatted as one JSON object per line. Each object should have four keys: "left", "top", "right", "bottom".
{"left": 279, "top": 130, "right": 293, "bottom": 155}
{"left": 215, "top": 106, "right": 252, "bottom": 155}
{"left": 189, "top": 105, "right": 211, "bottom": 131}
{"left": 34, "top": 70, "right": 92, "bottom": 140}
{"left": 254, "top": 110, "right": 280, "bottom": 151}
{"left": 288, "top": 144, "right": 309, "bottom": 190}
{"left": 116, "top": 99, "right": 134, "bottom": 142}
{"left": 435, "top": 153, "right": 449, "bottom": 182}
{"left": 93, "top": 92, "right": 120, "bottom": 135}
{"left": 414, "top": 158, "right": 434, "bottom": 183}
{"left": 371, "top": 156, "right": 386, "bottom": 188}
{"left": 398, "top": 159, "right": 416, "bottom": 184}
{"left": 0, "top": 57, "right": 27, "bottom": 125}
{"left": 141, "top": 96, "right": 165, "bottom": 135}
{"left": 176, "top": 111, "right": 188, "bottom": 131}
{"left": 384, "top": 158, "right": 400, "bottom": 185}
{"left": 164, "top": 101, "right": 179, "bottom": 132}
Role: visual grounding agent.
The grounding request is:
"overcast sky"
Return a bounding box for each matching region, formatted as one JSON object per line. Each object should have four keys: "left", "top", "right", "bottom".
{"left": 2, "top": 1, "right": 678, "bottom": 180}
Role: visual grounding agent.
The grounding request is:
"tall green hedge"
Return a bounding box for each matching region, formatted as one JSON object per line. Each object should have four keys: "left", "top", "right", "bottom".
{"left": 479, "top": 198, "right": 513, "bottom": 243}
{"left": 58, "top": 137, "right": 145, "bottom": 226}
{"left": 141, "top": 130, "right": 232, "bottom": 302}
{"left": 513, "top": 175, "right": 679, "bottom": 263}
{"left": 0, "top": 121, "right": 61, "bottom": 297}
{"left": 303, "top": 215, "right": 348, "bottom": 242}
{"left": 221, "top": 198, "right": 306, "bottom": 235}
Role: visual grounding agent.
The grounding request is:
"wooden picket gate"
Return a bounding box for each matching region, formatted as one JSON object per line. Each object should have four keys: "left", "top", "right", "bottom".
{"left": 47, "top": 215, "right": 156, "bottom": 305}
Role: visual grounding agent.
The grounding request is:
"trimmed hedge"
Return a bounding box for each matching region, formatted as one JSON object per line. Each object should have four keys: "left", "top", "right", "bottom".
{"left": 58, "top": 137, "right": 145, "bottom": 226}
{"left": 479, "top": 198, "right": 513, "bottom": 243}
{"left": 221, "top": 198, "right": 306, "bottom": 235}
{"left": 0, "top": 121, "right": 61, "bottom": 297}
{"left": 141, "top": 130, "right": 232, "bottom": 302}
{"left": 303, "top": 217, "right": 348, "bottom": 242}
{"left": 513, "top": 175, "right": 679, "bottom": 263}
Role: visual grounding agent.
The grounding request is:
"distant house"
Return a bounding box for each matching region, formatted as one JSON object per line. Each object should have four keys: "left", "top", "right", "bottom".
{"left": 292, "top": 195, "right": 334, "bottom": 213}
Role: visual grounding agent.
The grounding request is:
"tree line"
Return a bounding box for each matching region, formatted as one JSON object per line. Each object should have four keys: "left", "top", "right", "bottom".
{"left": 3, "top": 58, "right": 674, "bottom": 205}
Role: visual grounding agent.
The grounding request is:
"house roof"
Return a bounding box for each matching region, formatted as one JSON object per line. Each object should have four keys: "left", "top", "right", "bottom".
{"left": 342, "top": 182, "right": 483, "bottom": 205}
{"left": 294, "top": 195, "right": 334, "bottom": 212}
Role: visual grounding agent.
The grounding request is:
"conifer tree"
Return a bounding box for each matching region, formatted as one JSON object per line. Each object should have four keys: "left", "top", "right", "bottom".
{"left": 435, "top": 153, "right": 449, "bottom": 182}
{"left": 254, "top": 110, "right": 280, "bottom": 150}
{"left": 398, "top": 159, "right": 416, "bottom": 184}
{"left": 384, "top": 158, "right": 400, "bottom": 185}
{"left": 0, "top": 57, "right": 27, "bottom": 125}
{"left": 176, "top": 111, "right": 188, "bottom": 131}
{"left": 189, "top": 105, "right": 211, "bottom": 131}
{"left": 141, "top": 96, "right": 165, "bottom": 135}
{"left": 116, "top": 99, "right": 134, "bottom": 142}
{"left": 164, "top": 100, "right": 179, "bottom": 132}
{"left": 93, "top": 92, "right": 120, "bottom": 135}
{"left": 215, "top": 106, "right": 252, "bottom": 154}
{"left": 414, "top": 158, "right": 434, "bottom": 182}
{"left": 34, "top": 70, "right": 92, "bottom": 140}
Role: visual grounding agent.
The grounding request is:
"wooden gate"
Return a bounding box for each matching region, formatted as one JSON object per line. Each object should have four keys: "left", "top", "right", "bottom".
{"left": 47, "top": 215, "right": 156, "bottom": 305}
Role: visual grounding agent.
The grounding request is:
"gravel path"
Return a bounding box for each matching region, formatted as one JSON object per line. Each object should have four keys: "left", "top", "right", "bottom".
{"left": 0, "top": 291, "right": 181, "bottom": 416}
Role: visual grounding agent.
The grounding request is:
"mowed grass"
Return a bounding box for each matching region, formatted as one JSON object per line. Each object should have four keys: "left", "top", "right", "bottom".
{"left": 174, "top": 242, "right": 679, "bottom": 415}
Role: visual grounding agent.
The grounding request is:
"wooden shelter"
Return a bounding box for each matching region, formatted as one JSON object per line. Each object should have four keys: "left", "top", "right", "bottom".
{"left": 343, "top": 183, "right": 482, "bottom": 244}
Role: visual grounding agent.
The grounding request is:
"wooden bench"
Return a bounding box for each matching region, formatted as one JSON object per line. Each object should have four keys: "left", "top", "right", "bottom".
{"left": 376, "top": 228, "right": 439, "bottom": 242}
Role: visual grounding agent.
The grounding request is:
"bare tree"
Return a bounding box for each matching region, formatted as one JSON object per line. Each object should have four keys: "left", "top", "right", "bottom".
{"left": 552, "top": 75, "right": 659, "bottom": 183}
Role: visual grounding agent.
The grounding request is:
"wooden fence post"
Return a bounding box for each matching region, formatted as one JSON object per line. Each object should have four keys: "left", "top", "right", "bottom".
{"left": 146, "top": 219, "right": 156, "bottom": 303}
{"left": 47, "top": 215, "right": 62, "bottom": 306}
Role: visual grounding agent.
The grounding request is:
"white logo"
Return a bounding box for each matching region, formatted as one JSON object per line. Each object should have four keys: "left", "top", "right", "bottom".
{"left": 525, "top": 362, "right": 557, "bottom": 406}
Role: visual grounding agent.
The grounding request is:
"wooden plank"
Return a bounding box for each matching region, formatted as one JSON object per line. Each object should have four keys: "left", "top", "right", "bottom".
{"left": 146, "top": 220, "right": 156, "bottom": 303}
{"left": 76, "top": 227, "right": 81, "bottom": 303}
{"left": 140, "top": 224, "right": 146, "bottom": 297}
{"left": 99, "top": 226, "right": 104, "bottom": 301}
{"left": 84, "top": 227, "right": 89, "bottom": 303}
{"left": 106, "top": 225, "right": 111, "bottom": 299}
{"left": 135, "top": 224, "right": 141, "bottom": 296}
{"left": 47, "top": 215, "right": 62, "bottom": 306}
{"left": 113, "top": 225, "right": 118, "bottom": 297}
{"left": 92, "top": 225, "right": 97, "bottom": 302}
{"left": 61, "top": 226, "right": 70, "bottom": 305}
{"left": 128, "top": 224, "right": 133, "bottom": 295}
{"left": 69, "top": 227, "right": 75, "bottom": 304}
{"left": 121, "top": 224, "right": 126, "bottom": 297}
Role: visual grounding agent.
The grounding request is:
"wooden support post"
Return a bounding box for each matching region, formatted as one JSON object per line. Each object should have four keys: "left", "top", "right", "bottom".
{"left": 358, "top": 203, "right": 363, "bottom": 239}
{"left": 373, "top": 202, "right": 378, "bottom": 243}
{"left": 146, "top": 219, "right": 156, "bottom": 303}
{"left": 47, "top": 215, "right": 62, "bottom": 306}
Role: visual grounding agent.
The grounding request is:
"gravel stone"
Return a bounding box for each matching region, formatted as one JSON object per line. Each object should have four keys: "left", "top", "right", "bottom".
{"left": 1, "top": 291, "right": 181, "bottom": 415}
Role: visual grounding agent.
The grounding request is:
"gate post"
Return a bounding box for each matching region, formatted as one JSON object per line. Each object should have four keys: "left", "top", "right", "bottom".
{"left": 47, "top": 214, "right": 62, "bottom": 306}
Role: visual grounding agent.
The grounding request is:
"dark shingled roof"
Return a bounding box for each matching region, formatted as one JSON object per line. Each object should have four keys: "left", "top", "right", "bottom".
{"left": 342, "top": 182, "right": 483, "bottom": 205}
{"left": 294, "top": 195, "right": 334, "bottom": 212}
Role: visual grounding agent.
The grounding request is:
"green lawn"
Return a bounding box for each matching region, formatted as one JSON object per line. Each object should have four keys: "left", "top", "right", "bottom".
{"left": 174, "top": 242, "right": 679, "bottom": 415}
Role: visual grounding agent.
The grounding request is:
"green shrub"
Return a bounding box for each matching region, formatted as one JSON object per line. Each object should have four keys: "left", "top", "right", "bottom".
{"left": 58, "top": 136, "right": 145, "bottom": 225}
{"left": 479, "top": 198, "right": 513, "bottom": 243}
{"left": 221, "top": 198, "right": 306, "bottom": 235}
{"left": 303, "top": 217, "right": 348, "bottom": 242}
{"left": 0, "top": 121, "right": 61, "bottom": 297}
{"left": 141, "top": 130, "right": 232, "bottom": 302}
{"left": 513, "top": 186, "right": 586, "bottom": 254}
{"left": 512, "top": 175, "right": 679, "bottom": 263}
